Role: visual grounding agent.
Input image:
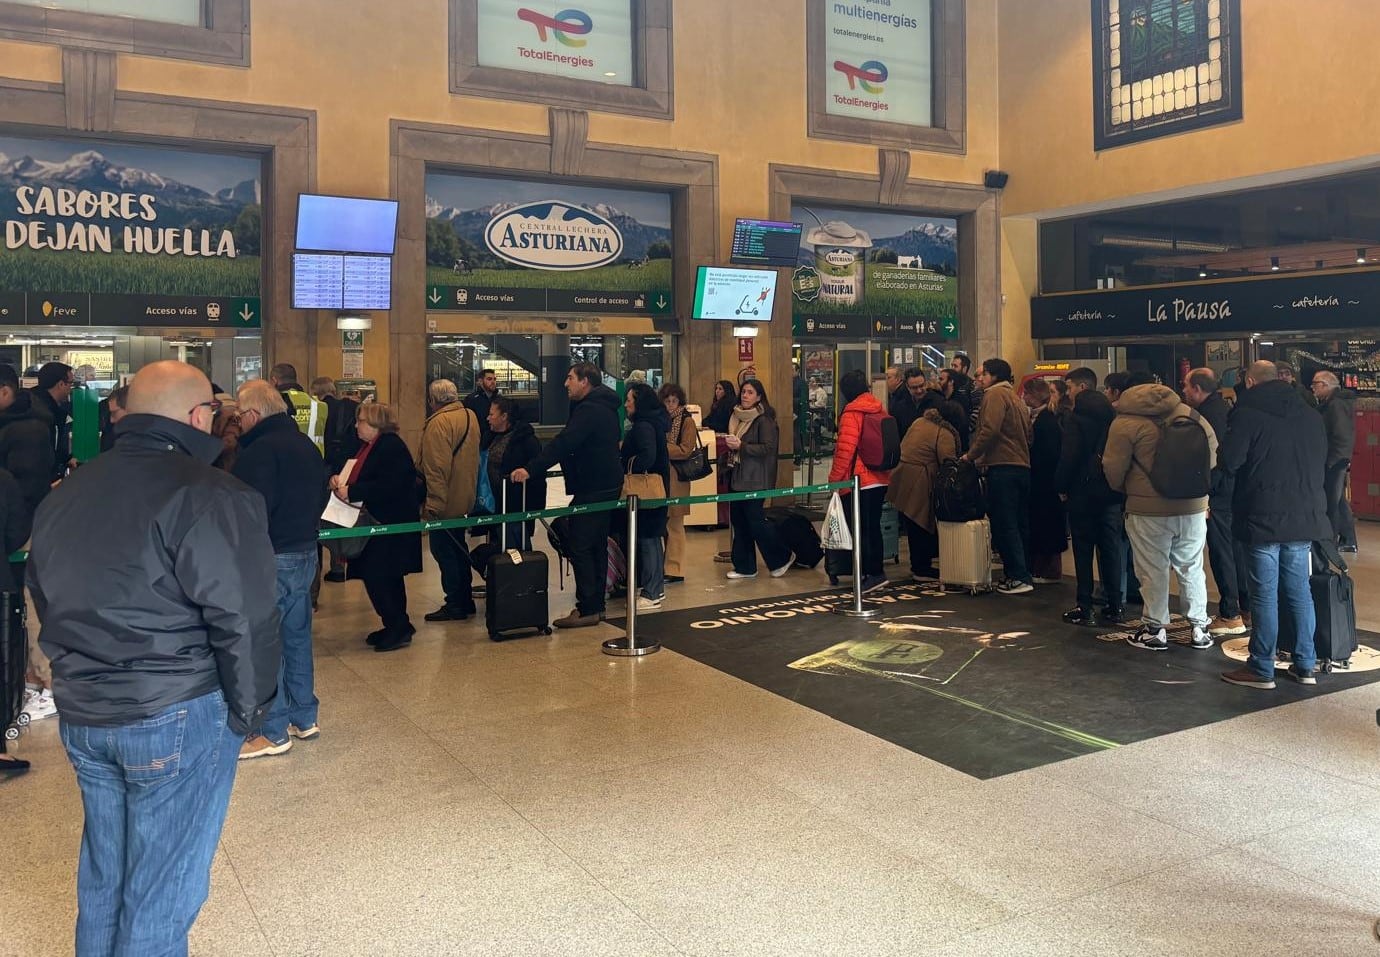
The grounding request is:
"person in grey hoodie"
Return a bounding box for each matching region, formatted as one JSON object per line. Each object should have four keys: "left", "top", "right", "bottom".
{"left": 1311, "top": 371, "right": 1357, "bottom": 552}
{"left": 1101, "top": 381, "right": 1218, "bottom": 652}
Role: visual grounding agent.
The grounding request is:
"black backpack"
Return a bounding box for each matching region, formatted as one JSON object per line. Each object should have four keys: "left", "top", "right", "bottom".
{"left": 934, "top": 457, "right": 986, "bottom": 522}
{"left": 1144, "top": 408, "right": 1211, "bottom": 499}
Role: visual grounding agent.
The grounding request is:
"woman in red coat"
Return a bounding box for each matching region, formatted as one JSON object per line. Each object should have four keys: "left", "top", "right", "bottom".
{"left": 828, "top": 370, "right": 892, "bottom": 594}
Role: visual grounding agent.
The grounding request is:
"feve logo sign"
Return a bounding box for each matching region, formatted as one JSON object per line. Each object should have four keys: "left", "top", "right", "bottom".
{"left": 517, "top": 7, "right": 593, "bottom": 47}
{"left": 833, "top": 59, "right": 888, "bottom": 94}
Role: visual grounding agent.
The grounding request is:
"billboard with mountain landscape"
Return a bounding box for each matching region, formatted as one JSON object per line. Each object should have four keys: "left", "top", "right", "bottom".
{"left": 790, "top": 204, "right": 958, "bottom": 340}
{"left": 0, "top": 135, "right": 262, "bottom": 328}
{"left": 424, "top": 171, "right": 673, "bottom": 315}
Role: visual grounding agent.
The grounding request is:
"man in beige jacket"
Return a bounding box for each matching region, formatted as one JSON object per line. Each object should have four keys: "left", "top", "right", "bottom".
{"left": 1102, "top": 382, "right": 1218, "bottom": 652}
{"left": 419, "top": 379, "right": 481, "bottom": 622}
{"left": 961, "top": 358, "right": 1033, "bottom": 595}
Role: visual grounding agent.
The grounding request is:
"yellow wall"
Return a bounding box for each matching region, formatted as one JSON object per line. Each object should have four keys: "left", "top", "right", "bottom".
{"left": 998, "top": 0, "right": 1380, "bottom": 219}
{"left": 0, "top": 0, "right": 1001, "bottom": 405}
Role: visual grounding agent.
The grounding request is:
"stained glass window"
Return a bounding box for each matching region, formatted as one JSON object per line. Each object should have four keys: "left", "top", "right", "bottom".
{"left": 1093, "top": 0, "right": 1241, "bottom": 150}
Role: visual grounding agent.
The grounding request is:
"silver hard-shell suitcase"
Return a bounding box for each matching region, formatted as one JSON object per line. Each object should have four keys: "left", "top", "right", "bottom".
{"left": 938, "top": 518, "right": 992, "bottom": 593}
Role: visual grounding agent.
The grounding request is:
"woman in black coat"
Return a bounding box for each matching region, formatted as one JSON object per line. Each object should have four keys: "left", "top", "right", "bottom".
{"left": 704, "top": 380, "right": 737, "bottom": 434}
{"left": 1023, "top": 378, "right": 1067, "bottom": 582}
{"left": 331, "top": 402, "right": 422, "bottom": 652}
{"left": 483, "top": 396, "right": 545, "bottom": 545}
{"left": 621, "top": 383, "right": 670, "bottom": 609}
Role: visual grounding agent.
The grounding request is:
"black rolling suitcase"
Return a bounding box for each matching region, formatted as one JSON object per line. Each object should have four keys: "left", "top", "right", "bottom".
{"left": 1280, "top": 541, "right": 1358, "bottom": 672}
{"left": 825, "top": 547, "right": 852, "bottom": 585}
{"left": 2, "top": 591, "right": 29, "bottom": 745}
{"left": 765, "top": 507, "right": 824, "bottom": 569}
{"left": 485, "top": 485, "right": 551, "bottom": 642}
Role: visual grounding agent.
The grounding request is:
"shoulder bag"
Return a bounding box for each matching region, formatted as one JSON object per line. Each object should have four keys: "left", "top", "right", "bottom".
{"left": 672, "top": 414, "right": 713, "bottom": 483}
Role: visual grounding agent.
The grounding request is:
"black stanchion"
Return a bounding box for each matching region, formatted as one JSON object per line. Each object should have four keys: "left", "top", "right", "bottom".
{"left": 603, "top": 494, "right": 660, "bottom": 658}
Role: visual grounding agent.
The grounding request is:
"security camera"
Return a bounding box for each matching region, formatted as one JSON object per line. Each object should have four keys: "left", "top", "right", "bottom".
{"left": 556, "top": 320, "right": 569, "bottom": 331}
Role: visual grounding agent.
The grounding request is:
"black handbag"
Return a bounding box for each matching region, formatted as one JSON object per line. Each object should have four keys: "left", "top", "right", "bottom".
{"left": 672, "top": 417, "right": 713, "bottom": 483}
{"left": 321, "top": 507, "right": 376, "bottom": 561}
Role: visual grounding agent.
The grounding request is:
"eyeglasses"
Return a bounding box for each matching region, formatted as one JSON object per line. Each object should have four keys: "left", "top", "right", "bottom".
{"left": 189, "top": 399, "right": 223, "bottom": 416}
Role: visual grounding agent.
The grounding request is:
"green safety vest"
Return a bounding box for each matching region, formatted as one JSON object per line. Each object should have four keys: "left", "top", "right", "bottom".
{"left": 282, "top": 387, "right": 326, "bottom": 454}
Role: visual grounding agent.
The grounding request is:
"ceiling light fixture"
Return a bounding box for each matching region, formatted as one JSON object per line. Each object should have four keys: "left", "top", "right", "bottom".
{"left": 1270, "top": 256, "right": 1280, "bottom": 272}
{"left": 604, "top": 71, "right": 617, "bottom": 77}
{"left": 1358, "top": 248, "right": 1368, "bottom": 264}
{"left": 1198, "top": 264, "right": 1208, "bottom": 278}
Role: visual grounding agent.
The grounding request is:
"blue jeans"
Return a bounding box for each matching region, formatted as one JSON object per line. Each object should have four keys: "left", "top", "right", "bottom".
{"left": 60, "top": 690, "right": 241, "bottom": 957}
{"left": 636, "top": 535, "right": 665, "bottom": 600}
{"left": 1247, "top": 542, "right": 1316, "bottom": 679}
{"left": 261, "top": 549, "right": 319, "bottom": 744}
{"left": 985, "top": 465, "right": 1031, "bottom": 584}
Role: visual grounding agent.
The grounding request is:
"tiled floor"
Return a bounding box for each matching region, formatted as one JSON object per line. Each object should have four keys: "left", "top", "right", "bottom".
{"left": 5, "top": 515, "right": 1380, "bottom": 955}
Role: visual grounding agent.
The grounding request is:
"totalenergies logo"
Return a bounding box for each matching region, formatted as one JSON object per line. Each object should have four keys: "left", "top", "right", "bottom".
{"left": 517, "top": 8, "right": 593, "bottom": 47}
{"left": 833, "top": 59, "right": 888, "bottom": 94}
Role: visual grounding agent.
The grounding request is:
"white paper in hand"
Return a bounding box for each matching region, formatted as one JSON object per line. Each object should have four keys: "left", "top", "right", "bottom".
{"left": 322, "top": 494, "right": 362, "bottom": 528}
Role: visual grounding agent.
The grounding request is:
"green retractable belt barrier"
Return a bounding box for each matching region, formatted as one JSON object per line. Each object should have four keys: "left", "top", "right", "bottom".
{"left": 71, "top": 385, "right": 100, "bottom": 463}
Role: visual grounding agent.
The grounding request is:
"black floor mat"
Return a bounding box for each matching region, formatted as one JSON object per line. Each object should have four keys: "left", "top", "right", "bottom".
{"left": 620, "top": 579, "right": 1380, "bottom": 779}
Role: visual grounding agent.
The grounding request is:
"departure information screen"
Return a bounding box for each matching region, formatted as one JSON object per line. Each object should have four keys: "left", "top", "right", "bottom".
{"left": 343, "top": 255, "right": 392, "bottom": 310}
{"left": 292, "top": 253, "right": 345, "bottom": 309}
{"left": 730, "top": 218, "right": 802, "bottom": 268}
{"left": 292, "top": 253, "right": 392, "bottom": 310}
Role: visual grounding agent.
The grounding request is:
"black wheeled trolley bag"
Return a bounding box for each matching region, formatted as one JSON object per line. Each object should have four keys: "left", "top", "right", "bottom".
{"left": 2, "top": 591, "right": 29, "bottom": 744}
{"left": 484, "top": 484, "right": 551, "bottom": 642}
{"left": 1280, "top": 541, "right": 1358, "bottom": 672}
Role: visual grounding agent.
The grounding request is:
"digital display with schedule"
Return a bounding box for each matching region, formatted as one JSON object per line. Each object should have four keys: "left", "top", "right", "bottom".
{"left": 730, "top": 218, "right": 802, "bottom": 268}
{"left": 292, "top": 253, "right": 345, "bottom": 309}
{"left": 343, "top": 255, "right": 392, "bottom": 310}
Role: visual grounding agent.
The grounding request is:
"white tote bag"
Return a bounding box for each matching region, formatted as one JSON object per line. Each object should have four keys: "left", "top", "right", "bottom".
{"left": 821, "top": 492, "right": 854, "bottom": 552}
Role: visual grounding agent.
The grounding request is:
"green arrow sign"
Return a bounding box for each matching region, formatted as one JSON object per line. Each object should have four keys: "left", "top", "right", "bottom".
{"left": 650, "top": 290, "right": 672, "bottom": 314}
{"left": 427, "top": 286, "right": 443, "bottom": 306}
{"left": 942, "top": 318, "right": 959, "bottom": 340}
{"left": 229, "top": 298, "right": 260, "bottom": 328}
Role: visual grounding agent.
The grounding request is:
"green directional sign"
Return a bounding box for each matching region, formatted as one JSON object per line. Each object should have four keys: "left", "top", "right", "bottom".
{"left": 229, "top": 298, "right": 260, "bottom": 328}
{"left": 942, "top": 318, "right": 959, "bottom": 340}
{"left": 649, "top": 290, "right": 672, "bottom": 314}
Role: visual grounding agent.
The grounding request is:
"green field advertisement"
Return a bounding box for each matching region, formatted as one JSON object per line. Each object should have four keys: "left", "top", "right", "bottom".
{"left": 0, "top": 135, "right": 261, "bottom": 327}
{"left": 790, "top": 204, "right": 957, "bottom": 340}
{"left": 424, "top": 171, "right": 672, "bottom": 315}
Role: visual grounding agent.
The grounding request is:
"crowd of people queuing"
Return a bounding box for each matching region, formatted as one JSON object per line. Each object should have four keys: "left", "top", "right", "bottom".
{"left": 0, "top": 349, "right": 1363, "bottom": 954}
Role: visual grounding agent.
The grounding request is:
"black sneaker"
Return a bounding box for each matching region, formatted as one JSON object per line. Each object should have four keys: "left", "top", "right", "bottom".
{"left": 424, "top": 605, "right": 473, "bottom": 622}
{"left": 861, "top": 574, "right": 888, "bottom": 594}
{"left": 374, "top": 626, "right": 415, "bottom": 653}
{"left": 996, "top": 578, "right": 1034, "bottom": 595}
{"left": 1062, "top": 606, "right": 1096, "bottom": 626}
{"left": 324, "top": 569, "right": 347, "bottom": 583}
{"left": 1101, "top": 606, "right": 1129, "bottom": 625}
{"left": 1286, "top": 665, "right": 1318, "bottom": 685}
{"left": 1126, "top": 625, "right": 1168, "bottom": 651}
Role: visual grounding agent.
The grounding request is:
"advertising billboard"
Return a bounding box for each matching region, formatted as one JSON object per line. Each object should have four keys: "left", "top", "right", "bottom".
{"left": 424, "top": 171, "right": 673, "bottom": 315}
{"left": 0, "top": 134, "right": 262, "bottom": 328}
{"left": 824, "top": 0, "right": 933, "bottom": 128}
{"left": 477, "top": 0, "right": 635, "bottom": 86}
{"left": 789, "top": 203, "right": 957, "bottom": 340}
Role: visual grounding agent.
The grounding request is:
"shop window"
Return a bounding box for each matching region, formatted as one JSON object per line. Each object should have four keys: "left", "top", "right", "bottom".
{"left": 450, "top": 0, "right": 673, "bottom": 119}
{"left": 805, "top": 0, "right": 966, "bottom": 153}
{"left": 0, "top": 0, "right": 248, "bottom": 65}
{"left": 1093, "top": 0, "right": 1241, "bottom": 150}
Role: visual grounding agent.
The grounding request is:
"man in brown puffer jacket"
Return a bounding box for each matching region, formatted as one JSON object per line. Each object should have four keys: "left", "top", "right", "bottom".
{"left": 419, "top": 378, "right": 482, "bottom": 622}
{"left": 1102, "top": 382, "right": 1218, "bottom": 652}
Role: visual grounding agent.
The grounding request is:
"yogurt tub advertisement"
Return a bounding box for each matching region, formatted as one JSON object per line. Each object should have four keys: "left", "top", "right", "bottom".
{"left": 790, "top": 204, "right": 957, "bottom": 327}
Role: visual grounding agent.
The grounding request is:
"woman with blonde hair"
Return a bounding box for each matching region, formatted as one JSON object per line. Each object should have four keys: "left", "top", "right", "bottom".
{"left": 330, "top": 402, "right": 422, "bottom": 652}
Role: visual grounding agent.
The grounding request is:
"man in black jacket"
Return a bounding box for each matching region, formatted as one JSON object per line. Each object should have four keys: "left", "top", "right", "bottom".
{"left": 1183, "top": 367, "right": 1249, "bottom": 636}
{"left": 512, "top": 362, "right": 621, "bottom": 628}
{"left": 233, "top": 380, "right": 329, "bottom": 759}
{"left": 29, "top": 360, "right": 73, "bottom": 483}
{"left": 1053, "top": 367, "right": 1125, "bottom": 625}
{"left": 311, "top": 376, "right": 359, "bottom": 583}
{"left": 464, "top": 368, "right": 500, "bottom": 440}
{"left": 29, "top": 360, "right": 279, "bottom": 955}
{"left": 0, "top": 363, "right": 54, "bottom": 518}
{"left": 892, "top": 368, "right": 935, "bottom": 440}
{"left": 1218, "top": 361, "right": 1332, "bottom": 690}
{"left": 1311, "top": 371, "right": 1358, "bottom": 552}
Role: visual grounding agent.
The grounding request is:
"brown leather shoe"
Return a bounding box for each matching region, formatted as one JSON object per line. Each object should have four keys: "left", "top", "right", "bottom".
{"left": 1208, "top": 615, "right": 1246, "bottom": 636}
{"left": 553, "top": 609, "right": 603, "bottom": 629}
{"left": 1221, "top": 667, "right": 1275, "bottom": 690}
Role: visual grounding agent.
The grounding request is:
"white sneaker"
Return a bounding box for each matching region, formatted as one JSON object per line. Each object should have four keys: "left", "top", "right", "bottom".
{"left": 726, "top": 570, "right": 757, "bottom": 580}
{"left": 770, "top": 563, "right": 792, "bottom": 578}
{"left": 22, "top": 689, "right": 57, "bottom": 721}
{"left": 1190, "top": 626, "right": 1214, "bottom": 650}
{"left": 636, "top": 595, "right": 664, "bottom": 612}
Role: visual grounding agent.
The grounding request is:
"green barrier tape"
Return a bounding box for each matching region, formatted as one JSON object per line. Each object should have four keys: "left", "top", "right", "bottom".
{"left": 317, "top": 481, "right": 853, "bottom": 542}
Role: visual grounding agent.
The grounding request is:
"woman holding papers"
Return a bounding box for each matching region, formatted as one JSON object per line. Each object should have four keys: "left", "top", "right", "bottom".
{"left": 330, "top": 402, "right": 422, "bottom": 652}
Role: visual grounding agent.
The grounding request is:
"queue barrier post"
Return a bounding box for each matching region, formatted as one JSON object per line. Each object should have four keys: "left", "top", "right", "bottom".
{"left": 602, "top": 493, "right": 660, "bottom": 658}
{"left": 834, "top": 474, "right": 878, "bottom": 619}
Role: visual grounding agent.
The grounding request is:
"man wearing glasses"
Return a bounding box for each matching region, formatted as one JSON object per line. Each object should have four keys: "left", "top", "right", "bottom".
{"left": 28, "top": 360, "right": 280, "bottom": 956}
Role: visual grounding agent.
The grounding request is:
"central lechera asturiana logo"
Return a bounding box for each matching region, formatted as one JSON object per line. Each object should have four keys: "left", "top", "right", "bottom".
{"left": 517, "top": 8, "right": 594, "bottom": 47}
{"left": 833, "top": 59, "right": 888, "bottom": 94}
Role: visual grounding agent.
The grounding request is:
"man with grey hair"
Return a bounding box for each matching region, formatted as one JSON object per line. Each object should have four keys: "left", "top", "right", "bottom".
{"left": 420, "top": 378, "right": 482, "bottom": 621}
{"left": 884, "top": 363, "right": 906, "bottom": 417}
{"left": 29, "top": 360, "right": 279, "bottom": 953}
{"left": 1311, "top": 369, "right": 1358, "bottom": 551}
{"left": 233, "top": 380, "right": 329, "bottom": 758}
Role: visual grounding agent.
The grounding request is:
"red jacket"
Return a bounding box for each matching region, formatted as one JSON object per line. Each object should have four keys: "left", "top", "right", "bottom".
{"left": 829, "top": 393, "right": 892, "bottom": 490}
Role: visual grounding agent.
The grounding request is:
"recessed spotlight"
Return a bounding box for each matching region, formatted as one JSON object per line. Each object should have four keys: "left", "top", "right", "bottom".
{"left": 1270, "top": 256, "right": 1280, "bottom": 272}
{"left": 1358, "top": 248, "right": 1368, "bottom": 264}
{"left": 604, "top": 71, "right": 617, "bottom": 77}
{"left": 1198, "top": 264, "right": 1208, "bottom": 278}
